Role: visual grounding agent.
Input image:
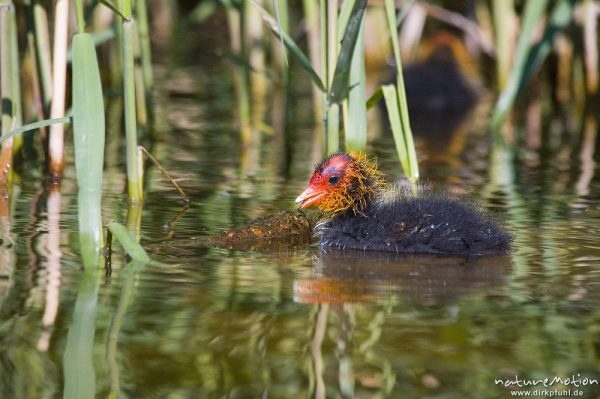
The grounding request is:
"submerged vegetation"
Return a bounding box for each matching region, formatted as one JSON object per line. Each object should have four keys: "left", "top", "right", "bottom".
{"left": 0, "top": 0, "right": 599, "bottom": 397}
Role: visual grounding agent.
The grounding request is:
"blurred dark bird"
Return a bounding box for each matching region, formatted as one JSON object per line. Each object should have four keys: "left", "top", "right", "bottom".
{"left": 395, "top": 32, "right": 480, "bottom": 144}
{"left": 296, "top": 152, "right": 511, "bottom": 256}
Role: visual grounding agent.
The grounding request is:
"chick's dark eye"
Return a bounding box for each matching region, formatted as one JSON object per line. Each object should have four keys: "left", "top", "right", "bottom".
{"left": 328, "top": 175, "right": 340, "bottom": 185}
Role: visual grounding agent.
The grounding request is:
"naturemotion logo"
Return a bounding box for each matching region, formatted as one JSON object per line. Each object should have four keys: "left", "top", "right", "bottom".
{"left": 494, "top": 374, "right": 598, "bottom": 389}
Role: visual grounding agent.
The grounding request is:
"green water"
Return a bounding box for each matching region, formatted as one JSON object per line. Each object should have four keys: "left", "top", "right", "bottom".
{"left": 2, "top": 59, "right": 600, "bottom": 399}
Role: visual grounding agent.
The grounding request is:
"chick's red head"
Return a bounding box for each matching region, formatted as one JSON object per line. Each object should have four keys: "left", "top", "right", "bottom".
{"left": 295, "top": 152, "right": 384, "bottom": 214}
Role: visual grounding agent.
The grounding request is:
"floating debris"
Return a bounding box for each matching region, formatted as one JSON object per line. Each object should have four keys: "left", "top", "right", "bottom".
{"left": 210, "top": 209, "right": 320, "bottom": 251}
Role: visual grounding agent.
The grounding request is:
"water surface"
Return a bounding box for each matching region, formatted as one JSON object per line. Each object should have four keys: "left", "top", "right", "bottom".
{"left": 1, "top": 57, "right": 600, "bottom": 399}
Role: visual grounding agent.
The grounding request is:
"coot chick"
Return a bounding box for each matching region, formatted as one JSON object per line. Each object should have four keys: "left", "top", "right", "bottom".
{"left": 295, "top": 152, "right": 511, "bottom": 256}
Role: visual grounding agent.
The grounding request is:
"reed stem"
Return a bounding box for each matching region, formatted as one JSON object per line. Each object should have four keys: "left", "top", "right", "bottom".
{"left": 492, "top": 0, "right": 515, "bottom": 90}
{"left": 324, "top": 0, "right": 340, "bottom": 154}
{"left": 582, "top": 0, "right": 598, "bottom": 94}
{"left": 126, "top": 202, "right": 143, "bottom": 242}
{"left": 302, "top": 0, "right": 323, "bottom": 157}
{"left": 110, "top": 2, "right": 123, "bottom": 89}
{"left": 0, "top": 1, "right": 14, "bottom": 192}
{"left": 122, "top": 0, "right": 132, "bottom": 19}
{"left": 23, "top": 0, "right": 46, "bottom": 140}
{"left": 346, "top": 13, "right": 366, "bottom": 151}
{"left": 123, "top": 18, "right": 143, "bottom": 203}
{"left": 246, "top": 0, "right": 267, "bottom": 127}
{"left": 228, "top": 3, "right": 251, "bottom": 143}
{"left": 326, "top": 0, "right": 338, "bottom": 84}
{"left": 7, "top": 0, "right": 21, "bottom": 162}
{"left": 326, "top": 103, "right": 340, "bottom": 153}
{"left": 133, "top": 25, "right": 148, "bottom": 128}
{"left": 32, "top": 0, "right": 52, "bottom": 115}
{"left": 270, "top": 0, "right": 290, "bottom": 159}
{"left": 136, "top": 0, "right": 154, "bottom": 106}
{"left": 74, "top": 0, "right": 84, "bottom": 33}
{"left": 319, "top": 0, "right": 328, "bottom": 153}
{"left": 48, "top": 0, "right": 69, "bottom": 179}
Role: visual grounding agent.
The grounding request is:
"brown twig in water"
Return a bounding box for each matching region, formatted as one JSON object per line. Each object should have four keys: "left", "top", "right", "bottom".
{"left": 137, "top": 145, "right": 189, "bottom": 204}
{"left": 162, "top": 205, "right": 190, "bottom": 240}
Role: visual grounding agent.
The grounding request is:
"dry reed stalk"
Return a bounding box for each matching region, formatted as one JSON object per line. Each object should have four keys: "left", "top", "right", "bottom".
{"left": 0, "top": 1, "right": 14, "bottom": 200}
{"left": 48, "top": 0, "right": 69, "bottom": 179}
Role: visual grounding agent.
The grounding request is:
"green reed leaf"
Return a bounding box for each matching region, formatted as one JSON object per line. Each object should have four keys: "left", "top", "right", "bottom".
{"left": 108, "top": 222, "right": 151, "bottom": 263}
{"left": 328, "top": 0, "right": 367, "bottom": 103}
{"left": 0, "top": 116, "right": 71, "bottom": 145}
{"left": 72, "top": 33, "right": 105, "bottom": 268}
{"left": 382, "top": 85, "right": 409, "bottom": 175}
{"left": 384, "top": 0, "right": 418, "bottom": 182}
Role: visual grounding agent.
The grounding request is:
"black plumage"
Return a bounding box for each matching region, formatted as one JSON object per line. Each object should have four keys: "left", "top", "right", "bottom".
{"left": 296, "top": 152, "right": 512, "bottom": 256}
{"left": 316, "top": 195, "right": 511, "bottom": 256}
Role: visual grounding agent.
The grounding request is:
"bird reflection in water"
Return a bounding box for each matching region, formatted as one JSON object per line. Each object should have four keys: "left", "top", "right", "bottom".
{"left": 296, "top": 251, "right": 511, "bottom": 398}
{"left": 295, "top": 250, "right": 511, "bottom": 305}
